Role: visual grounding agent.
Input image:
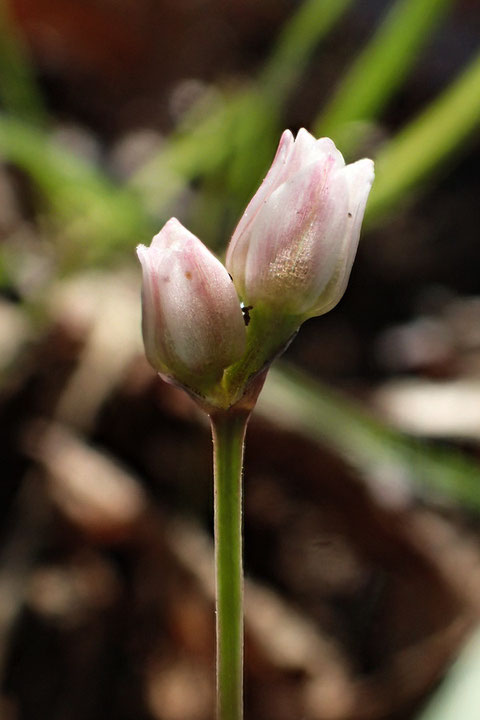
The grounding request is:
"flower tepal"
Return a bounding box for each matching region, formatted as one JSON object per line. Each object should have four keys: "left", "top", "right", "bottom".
{"left": 137, "top": 218, "right": 246, "bottom": 396}
{"left": 226, "top": 128, "right": 374, "bottom": 320}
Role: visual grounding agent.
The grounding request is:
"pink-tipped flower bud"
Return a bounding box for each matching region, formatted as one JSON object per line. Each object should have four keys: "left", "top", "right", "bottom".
{"left": 137, "top": 218, "right": 246, "bottom": 395}
{"left": 226, "top": 128, "right": 374, "bottom": 320}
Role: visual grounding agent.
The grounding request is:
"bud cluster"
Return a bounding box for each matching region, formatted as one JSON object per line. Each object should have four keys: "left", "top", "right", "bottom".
{"left": 137, "top": 129, "right": 374, "bottom": 411}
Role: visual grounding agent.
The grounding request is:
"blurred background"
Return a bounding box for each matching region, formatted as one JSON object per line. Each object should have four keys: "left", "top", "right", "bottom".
{"left": 1, "top": 0, "right": 480, "bottom": 718}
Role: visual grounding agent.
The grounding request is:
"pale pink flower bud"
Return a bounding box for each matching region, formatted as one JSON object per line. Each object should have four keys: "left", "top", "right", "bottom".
{"left": 137, "top": 218, "right": 246, "bottom": 393}
{"left": 226, "top": 128, "right": 374, "bottom": 319}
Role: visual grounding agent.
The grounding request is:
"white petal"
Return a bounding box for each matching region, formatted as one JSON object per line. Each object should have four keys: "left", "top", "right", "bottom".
{"left": 287, "top": 130, "right": 344, "bottom": 176}
{"left": 310, "top": 158, "right": 374, "bottom": 316}
{"left": 226, "top": 130, "right": 294, "bottom": 276}
{"left": 242, "top": 159, "right": 349, "bottom": 313}
{"left": 341, "top": 158, "right": 374, "bottom": 276}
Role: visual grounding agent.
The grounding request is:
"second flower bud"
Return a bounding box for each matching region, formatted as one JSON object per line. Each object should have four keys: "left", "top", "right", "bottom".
{"left": 137, "top": 218, "right": 246, "bottom": 400}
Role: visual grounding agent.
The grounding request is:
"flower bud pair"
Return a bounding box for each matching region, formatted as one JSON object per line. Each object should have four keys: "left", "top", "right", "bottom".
{"left": 137, "top": 129, "right": 374, "bottom": 407}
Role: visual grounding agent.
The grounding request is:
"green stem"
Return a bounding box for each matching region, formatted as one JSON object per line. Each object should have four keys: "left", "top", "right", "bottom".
{"left": 211, "top": 409, "right": 249, "bottom": 720}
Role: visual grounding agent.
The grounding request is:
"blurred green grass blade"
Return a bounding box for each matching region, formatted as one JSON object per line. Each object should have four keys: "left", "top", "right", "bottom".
{"left": 366, "top": 49, "right": 480, "bottom": 223}
{"left": 217, "top": 91, "right": 279, "bottom": 215}
{"left": 0, "top": 117, "right": 152, "bottom": 265}
{"left": 134, "top": 0, "right": 353, "bottom": 227}
{"left": 415, "top": 626, "right": 480, "bottom": 720}
{"left": 133, "top": 88, "right": 276, "bottom": 212}
{"left": 259, "top": 0, "right": 353, "bottom": 106}
{"left": 0, "top": 4, "right": 47, "bottom": 125}
{"left": 258, "top": 364, "right": 480, "bottom": 511}
{"left": 314, "top": 0, "right": 452, "bottom": 152}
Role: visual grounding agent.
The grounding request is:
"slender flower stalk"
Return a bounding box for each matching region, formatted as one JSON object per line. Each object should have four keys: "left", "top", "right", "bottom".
{"left": 137, "top": 128, "right": 374, "bottom": 720}
{"left": 211, "top": 410, "right": 249, "bottom": 720}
